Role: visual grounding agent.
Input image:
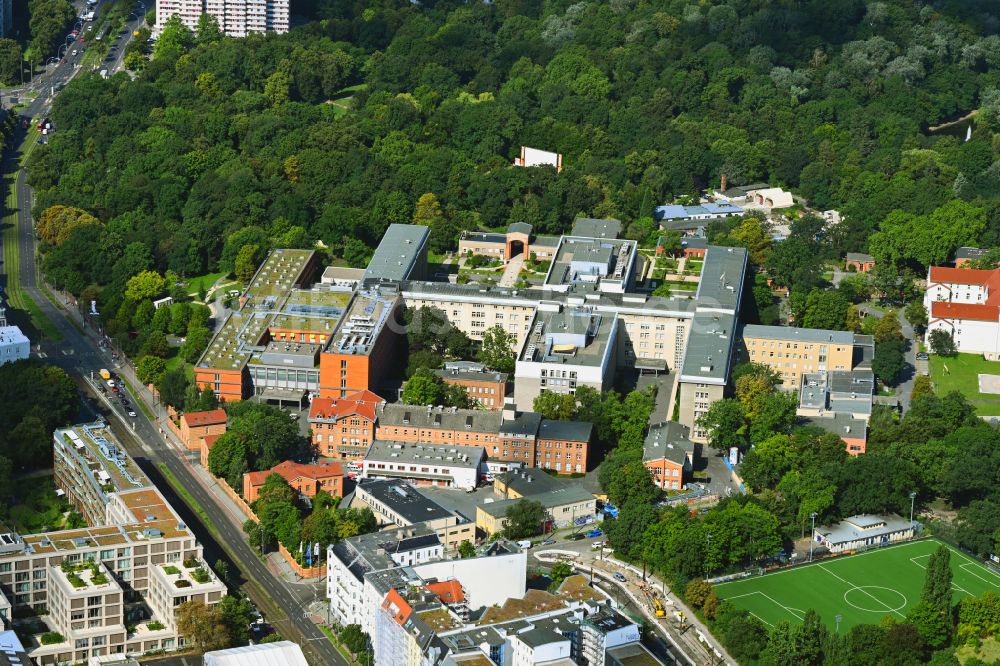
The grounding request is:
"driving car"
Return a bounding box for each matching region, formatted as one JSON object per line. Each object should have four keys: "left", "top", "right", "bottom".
{"left": 71, "top": 49, "right": 78, "bottom": 56}
{"left": 540, "top": 539, "right": 555, "bottom": 546}
{"left": 613, "top": 572, "right": 626, "bottom": 582}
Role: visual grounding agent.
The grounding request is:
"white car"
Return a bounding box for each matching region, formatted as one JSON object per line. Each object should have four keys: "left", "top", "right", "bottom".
{"left": 106, "top": 379, "right": 116, "bottom": 388}
{"left": 71, "top": 49, "right": 78, "bottom": 56}
{"left": 127, "top": 410, "right": 136, "bottom": 417}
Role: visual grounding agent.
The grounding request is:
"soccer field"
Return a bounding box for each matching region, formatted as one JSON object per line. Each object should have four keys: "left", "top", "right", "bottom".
{"left": 715, "top": 539, "right": 1000, "bottom": 631}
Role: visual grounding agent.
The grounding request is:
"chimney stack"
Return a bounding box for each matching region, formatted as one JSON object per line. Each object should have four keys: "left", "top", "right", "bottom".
{"left": 720, "top": 173, "right": 727, "bottom": 192}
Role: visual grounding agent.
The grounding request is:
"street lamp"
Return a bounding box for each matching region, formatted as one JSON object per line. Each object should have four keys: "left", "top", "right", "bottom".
{"left": 809, "top": 512, "right": 817, "bottom": 562}
{"left": 704, "top": 534, "right": 713, "bottom": 578}
{"left": 909, "top": 491, "right": 917, "bottom": 526}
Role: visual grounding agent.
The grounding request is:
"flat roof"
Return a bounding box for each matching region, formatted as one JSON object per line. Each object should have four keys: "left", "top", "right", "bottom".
{"left": 695, "top": 246, "right": 746, "bottom": 312}
{"left": 243, "top": 249, "right": 314, "bottom": 302}
{"left": 329, "top": 291, "right": 397, "bottom": 357}
{"left": 365, "top": 441, "right": 484, "bottom": 469}
{"left": 477, "top": 486, "right": 595, "bottom": 518}
{"left": 364, "top": 224, "right": 430, "bottom": 282}
{"left": 544, "top": 236, "right": 636, "bottom": 289}
{"left": 496, "top": 467, "right": 567, "bottom": 496}
{"left": 55, "top": 422, "right": 150, "bottom": 496}
{"left": 679, "top": 312, "right": 737, "bottom": 383}
{"left": 606, "top": 642, "right": 665, "bottom": 666}
{"left": 799, "top": 412, "right": 867, "bottom": 441}
{"left": 10, "top": 487, "right": 191, "bottom": 559}
{"left": 743, "top": 324, "right": 856, "bottom": 345}
{"left": 434, "top": 367, "right": 508, "bottom": 384}
{"left": 519, "top": 308, "right": 615, "bottom": 367}
{"left": 357, "top": 479, "right": 455, "bottom": 524}
{"left": 571, "top": 217, "right": 622, "bottom": 239}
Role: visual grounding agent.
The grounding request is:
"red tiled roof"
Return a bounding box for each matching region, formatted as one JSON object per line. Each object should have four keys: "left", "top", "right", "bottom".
{"left": 426, "top": 580, "right": 465, "bottom": 604}
{"left": 382, "top": 588, "right": 412, "bottom": 625}
{"left": 202, "top": 434, "right": 222, "bottom": 448}
{"left": 928, "top": 266, "right": 994, "bottom": 286}
{"left": 181, "top": 409, "right": 227, "bottom": 427}
{"left": 244, "top": 460, "right": 344, "bottom": 488}
{"left": 308, "top": 391, "right": 384, "bottom": 422}
{"left": 930, "top": 301, "right": 1000, "bottom": 322}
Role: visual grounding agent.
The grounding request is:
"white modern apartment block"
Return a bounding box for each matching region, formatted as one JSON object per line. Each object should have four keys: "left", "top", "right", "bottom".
{"left": 327, "top": 526, "right": 443, "bottom": 633}
{"left": 155, "top": 0, "right": 288, "bottom": 37}
{"left": 0, "top": 326, "right": 29, "bottom": 366}
{"left": 924, "top": 265, "right": 1000, "bottom": 358}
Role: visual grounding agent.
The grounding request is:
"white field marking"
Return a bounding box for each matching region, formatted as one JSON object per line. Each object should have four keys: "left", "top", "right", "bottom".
{"left": 749, "top": 611, "right": 774, "bottom": 628}
{"left": 910, "top": 555, "right": 973, "bottom": 596}
{"left": 958, "top": 562, "right": 1000, "bottom": 589}
{"left": 714, "top": 540, "right": 935, "bottom": 587}
{"left": 724, "top": 590, "right": 804, "bottom": 622}
{"left": 818, "top": 564, "right": 906, "bottom": 618}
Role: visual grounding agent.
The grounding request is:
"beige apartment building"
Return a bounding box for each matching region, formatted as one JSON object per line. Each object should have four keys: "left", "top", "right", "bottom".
{"left": 0, "top": 425, "right": 226, "bottom": 665}
{"left": 740, "top": 325, "right": 870, "bottom": 389}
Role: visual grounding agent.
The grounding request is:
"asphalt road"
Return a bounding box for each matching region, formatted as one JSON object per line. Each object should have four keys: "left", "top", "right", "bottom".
{"left": 0, "top": 29, "right": 348, "bottom": 666}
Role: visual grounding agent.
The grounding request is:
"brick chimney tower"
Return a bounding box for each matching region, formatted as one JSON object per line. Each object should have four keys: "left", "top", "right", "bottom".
{"left": 720, "top": 173, "right": 727, "bottom": 193}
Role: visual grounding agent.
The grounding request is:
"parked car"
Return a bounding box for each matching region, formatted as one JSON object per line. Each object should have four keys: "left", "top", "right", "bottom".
{"left": 586, "top": 529, "right": 603, "bottom": 538}
{"left": 567, "top": 533, "right": 585, "bottom": 541}
{"left": 540, "top": 539, "right": 555, "bottom": 546}
{"left": 916, "top": 352, "right": 929, "bottom": 360}
{"left": 127, "top": 410, "right": 136, "bottom": 417}
{"left": 613, "top": 572, "right": 626, "bottom": 582}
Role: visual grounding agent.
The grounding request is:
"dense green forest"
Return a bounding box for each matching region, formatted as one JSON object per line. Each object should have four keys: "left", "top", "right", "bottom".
{"left": 29, "top": 0, "right": 1000, "bottom": 319}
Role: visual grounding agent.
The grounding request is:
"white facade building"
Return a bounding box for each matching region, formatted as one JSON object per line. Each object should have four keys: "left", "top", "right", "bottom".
{"left": 326, "top": 527, "right": 443, "bottom": 631}
{"left": 155, "top": 0, "right": 288, "bottom": 37}
{"left": 0, "top": 325, "right": 29, "bottom": 365}
{"left": 361, "top": 442, "right": 484, "bottom": 491}
{"left": 204, "top": 641, "right": 308, "bottom": 666}
{"left": 924, "top": 265, "right": 1000, "bottom": 358}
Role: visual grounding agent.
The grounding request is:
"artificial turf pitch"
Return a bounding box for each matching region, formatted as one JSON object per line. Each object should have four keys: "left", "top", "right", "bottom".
{"left": 715, "top": 539, "right": 1000, "bottom": 631}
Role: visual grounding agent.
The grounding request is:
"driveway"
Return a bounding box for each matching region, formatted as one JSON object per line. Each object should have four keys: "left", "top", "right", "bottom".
{"left": 499, "top": 255, "right": 524, "bottom": 287}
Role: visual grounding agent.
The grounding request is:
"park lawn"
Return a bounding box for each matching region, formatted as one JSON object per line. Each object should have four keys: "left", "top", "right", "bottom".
{"left": 715, "top": 539, "right": 1000, "bottom": 633}
{"left": 184, "top": 272, "right": 229, "bottom": 296}
{"left": 928, "top": 352, "right": 1000, "bottom": 416}
{"left": 3, "top": 475, "right": 76, "bottom": 534}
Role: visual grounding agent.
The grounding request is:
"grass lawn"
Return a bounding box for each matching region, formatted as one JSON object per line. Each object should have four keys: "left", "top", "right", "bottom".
{"left": 928, "top": 352, "right": 1000, "bottom": 416}
{"left": 183, "top": 272, "right": 229, "bottom": 296}
{"left": 715, "top": 539, "right": 1000, "bottom": 632}
{"left": 3, "top": 475, "right": 77, "bottom": 534}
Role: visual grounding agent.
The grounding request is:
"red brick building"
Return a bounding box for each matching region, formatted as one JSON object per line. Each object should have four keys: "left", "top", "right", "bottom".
{"left": 179, "top": 409, "right": 227, "bottom": 452}
{"left": 308, "top": 390, "right": 384, "bottom": 459}
{"left": 243, "top": 460, "right": 345, "bottom": 503}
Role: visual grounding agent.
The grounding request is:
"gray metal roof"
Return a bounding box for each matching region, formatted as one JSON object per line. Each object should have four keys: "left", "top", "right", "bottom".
{"left": 478, "top": 486, "right": 596, "bottom": 518}
{"left": 356, "top": 479, "right": 455, "bottom": 525}
{"left": 799, "top": 413, "right": 867, "bottom": 441}
{"left": 365, "top": 441, "right": 484, "bottom": 469}
{"left": 816, "top": 514, "right": 912, "bottom": 546}
{"left": 364, "top": 224, "right": 430, "bottom": 282}
{"left": 846, "top": 252, "right": 874, "bottom": 263}
{"left": 378, "top": 404, "right": 503, "bottom": 433}
{"left": 643, "top": 421, "right": 694, "bottom": 464}
{"left": 538, "top": 419, "right": 593, "bottom": 443}
{"left": 679, "top": 312, "right": 737, "bottom": 383}
{"left": 497, "top": 467, "right": 566, "bottom": 496}
{"left": 694, "top": 246, "right": 747, "bottom": 313}
{"left": 508, "top": 222, "right": 533, "bottom": 235}
{"left": 571, "top": 217, "right": 622, "bottom": 239}
{"left": 742, "top": 324, "right": 856, "bottom": 345}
